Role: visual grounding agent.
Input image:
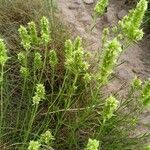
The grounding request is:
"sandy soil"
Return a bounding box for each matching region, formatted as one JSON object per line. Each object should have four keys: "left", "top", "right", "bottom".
{"left": 56, "top": 0, "right": 150, "bottom": 132}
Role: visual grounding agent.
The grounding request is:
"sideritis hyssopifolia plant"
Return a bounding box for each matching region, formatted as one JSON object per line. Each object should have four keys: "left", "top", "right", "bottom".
{"left": 118, "top": 0, "right": 148, "bottom": 42}
{"left": 28, "top": 130, "right": 54, "bottom": 150}
{"left": 0, "top": 0, "right": 149, "bottom": 149}
{"left": 14, "top": 16, "right": 53, "bottom": 147}
{"left": 84, "top": 138, "right": 100, "bottom": 150}
{"left": 141, "top": 79, "right": 150, "bottom": 107}
{"left": 96, "top": 0, "right": 148, "bottom": 88}
{"left": 90, "top": 0, "right": 109, "bottom": 31}
{"left": 97, "top": 38, "right": 123, "bottom": 85}
{"left": 94, "top": 0, "right": 109, "bottom": 16}
{"left": 0, "top": 39, "right": 9, "bottom": 137}
{"left": 23, "top": 83, "right": 46, "bottom": 146}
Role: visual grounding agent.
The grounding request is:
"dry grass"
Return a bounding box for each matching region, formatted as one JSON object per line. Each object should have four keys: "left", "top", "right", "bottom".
{"left": 0, "top": 0, "right": 70, "bottom": 50}
{"left": 0, "top": 0, "right": 70, "bottom": 86}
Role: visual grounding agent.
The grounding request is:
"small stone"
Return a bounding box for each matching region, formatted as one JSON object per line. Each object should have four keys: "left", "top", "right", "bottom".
{"left": 116, "top": 67, "right": 134, "bottom": 81}
{"left": 83, "top": 0, "right": 94, "bottom": 4}
{"left": 141, "top": 115, "right": 150, "bottom": 125}
{"left": 80, "top": 12, "right": 92, "bottom": 23}
{"left": 117, "top": 9, "right": 128, "bottom": 20}
{"left": 68, "top": 4, "right": 80, "bottom": 9}
{"left": 74, "top": 0, "right": 82, "bottom": 4}
{"left": 106, "top": 6, "right": 118, "bottom": 25}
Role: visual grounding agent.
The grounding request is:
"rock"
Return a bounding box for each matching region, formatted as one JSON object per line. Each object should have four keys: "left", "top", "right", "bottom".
{"left": 106, "top": 6, "right": 118, "bottom": 26}
{"left": 68, "top": 4, "right": 80, "bottom": 9}
{"left": 76, "top": 26, "right": 86, "bottom": 35}
{"left": 74, "top": 0, "right": 82, "bottom": 4}
{"left": 116, "top": 67, "right": 134, "bottom": 81}
{"left": 80, "top": 12, "right": 92, "bottom": 23}
{"left": 117, "top": 9, "right": 128, "bottom": 20}
{"left": 83, "top": 0, "right": 94, "bottom": 4}
{"left": 141, "top": 115, "right": 150, "bottom": 125}
{"left": 140, "top": 111, "right": 150, "bottom": 125}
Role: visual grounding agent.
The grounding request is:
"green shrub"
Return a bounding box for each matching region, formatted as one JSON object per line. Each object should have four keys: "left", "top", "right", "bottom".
{"left": 0, "top": 0, "right": 149, "bottom": 150}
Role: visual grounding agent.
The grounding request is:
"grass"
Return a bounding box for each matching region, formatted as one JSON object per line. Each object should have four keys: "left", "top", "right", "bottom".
{"left": 144, "top": 0, "right": 150, "bottom": 32}
{"left": 0, "top": 0, "right": 150, "bottom": 150}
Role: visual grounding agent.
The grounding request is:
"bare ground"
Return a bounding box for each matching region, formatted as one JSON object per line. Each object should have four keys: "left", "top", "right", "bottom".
{"left": 57, "top": 0, "right": 150, "bottom": 133}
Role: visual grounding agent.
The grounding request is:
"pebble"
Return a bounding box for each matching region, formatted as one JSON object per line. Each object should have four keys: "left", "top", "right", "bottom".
{"left": 83, "top": 0, "right": 94, "bottom": 4}
{"left": 68, "top": 4, "right": 80, "bottom": 9}
{"left": 74, "top": 0, "right": 82, "bottom": 4}
{"left": 80, "top": 12, "right": 92, "bottom": 23}
{"left": 116, "top": 67, "right": 134, "bottom": 81}
{"left": 117, "top": 9, "right": 128, "bottom": 20}
{"left": 106, "top": 6, "right": 118, "bottom": 25}
{"left": 141, "top": 115, "right": 150, "bottom": 125}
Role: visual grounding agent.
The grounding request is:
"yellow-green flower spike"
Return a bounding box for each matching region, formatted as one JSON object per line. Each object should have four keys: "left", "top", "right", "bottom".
{"left": 132, "top": 0, "right": 148, "bottom": 29}
{"left": 118, "top": 0, "right": 148, "bottom": 42}
{"left": 74, "top": 36, "right": 82, "bottom": 50}
{"left": 103, "top": 96, "right": 119, "bottom": 121}
{"left": 20, "top": 66, "right": 29, "bottom": 79}
{"left": 34, "top": 52, "right": 43, "bottom": 70}
{"left": 65, "top": 39, "right": 73, "bottom": 58}
{"left": 40, "top": 16, "right": 51, "bottom": 44}
{"left": 28, "top": 140, "right": 41, "bottom": 150}
{"left": 83, "top": 73, "right": 92, "bottom": 83}
{"left": 18, "top": 25, "right": 31, "bottom": 50}
{"left": 102, "top": 28, "right": 109, "bottom": 48}
{"left": 141, "top": 79, "right": 150, "bottom": 107}
{"left": 28, "top": 21, "right": 38, "bottom": 44}
{"left": 33, "top": 84, "right": 46, "bottom": 105}
{"left": 85, "top": 138, "right": 100, "bottom": 150}
{"left": 17, "top": 52, "right": 26, "bottom": 65}
{"left": 132, "top": 76, "right": 142, "bottom": 90}
{"left": 40, "top": 130, "right": 55, "bottom": 145}
{"left": 145, "top": 144, "right": 150, "bottom": 150}
{"left": 35, "top": 83, "right": 46, "bottom": 100}
{"left": 65, "top": 37, "right": 89, "bottom": 74}
{"left": 94, "top": 0, "right": 109, "bottom": 16}
{"left": 0, "top": 39, "right": 8, "bottom": 66}
{"left": 32, "top": 95, "right": 41, "bottom": 106}
{"left": 49, "top": 50, "right": 58, "bottom": 68}
{"left": 98, "top": 38, "right": 122, "bottom": 85}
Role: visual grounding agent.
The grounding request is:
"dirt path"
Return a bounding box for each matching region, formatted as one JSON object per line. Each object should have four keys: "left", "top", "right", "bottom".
{"left": 57, "top": 0, "right": 150, "bottom": 132}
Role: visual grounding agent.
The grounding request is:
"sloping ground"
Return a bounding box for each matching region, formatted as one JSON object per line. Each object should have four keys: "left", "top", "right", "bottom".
{"left": 57, "top": 0, "right": 150, "bottom": 132}
{"left": 57, "top": 0, "right": 149, "bottom": 80}
{"left": 140, "top": 35, "right": 150, "bottom": 78}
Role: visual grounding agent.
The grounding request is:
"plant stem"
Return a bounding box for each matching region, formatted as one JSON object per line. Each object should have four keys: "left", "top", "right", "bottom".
{"left": 16, "top": 80, "right": 26, "bottom": 130}
{"left": 51, "top": 67, "right": 55, "bottom": 101}
{"left": 54, "top": 73, "right": 78, "bottom": 136}
{"left": 39, "top": 45, "right": 48, "bottom": 82}
{"left": 23, "top": 104, "right": 38, "bottom": 146}
{"left": 0, "top": 65, "right": 4, "bottom": 138}
{"left": 49, "top": 0, "right": 54, "bottom": 27}
{"left": 90, "top": 15, "right": 98, "bottom": 31}
{"left": 36, "top": 69, "right": 69, "bottom": 135}
{"left": 16, "top": 51, "right": 28, "bottom": 130}
{"left": 72, "top": 83, "right": 103, "bottom": 133}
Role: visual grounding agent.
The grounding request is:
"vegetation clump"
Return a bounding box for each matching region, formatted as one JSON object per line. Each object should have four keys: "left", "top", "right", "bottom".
{"left": 0, "top": 0, "right": 149, "bottom": 149}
